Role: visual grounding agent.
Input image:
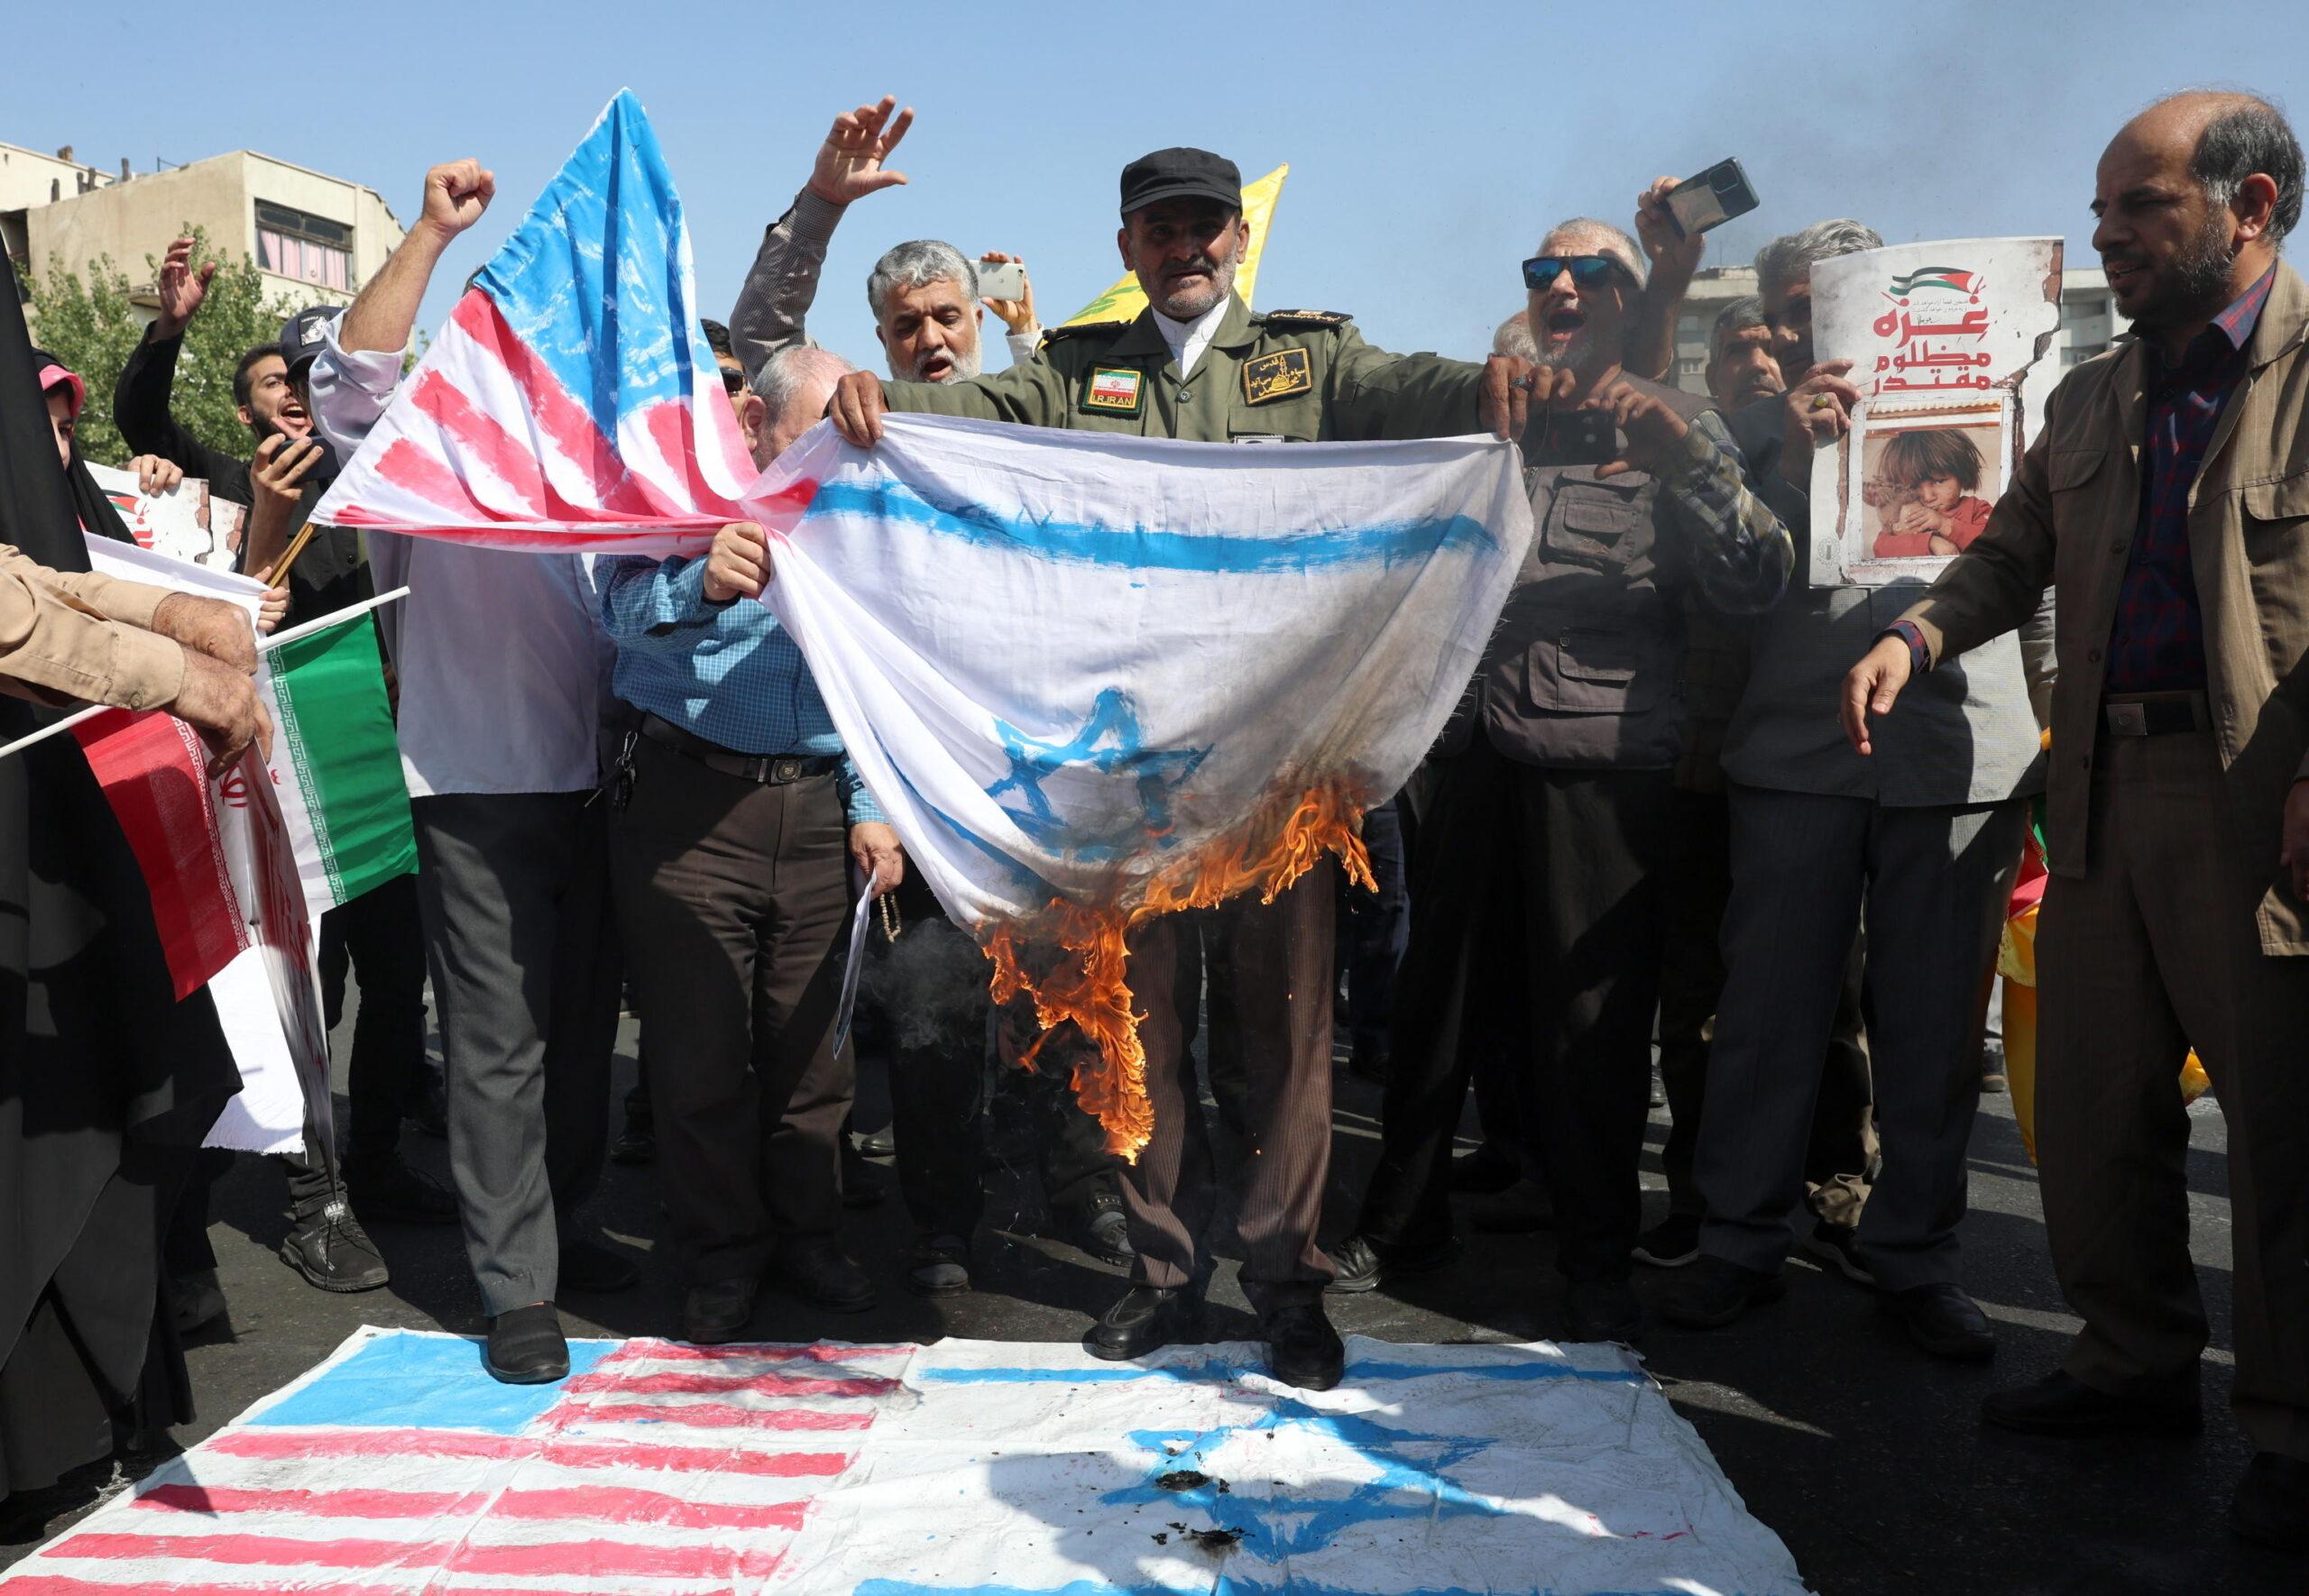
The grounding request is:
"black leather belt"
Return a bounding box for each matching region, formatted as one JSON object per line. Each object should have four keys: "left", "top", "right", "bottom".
{"left": 638, "top": 713, "right": 839, "bottom": 784}
{"left": 2102, "top": 691, "right": 2212, "bottom": 737}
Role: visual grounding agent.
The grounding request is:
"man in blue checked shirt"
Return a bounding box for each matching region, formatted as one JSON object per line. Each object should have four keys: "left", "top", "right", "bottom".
{"left": 601, "top": 512, "right": 902, "bottom": 1344}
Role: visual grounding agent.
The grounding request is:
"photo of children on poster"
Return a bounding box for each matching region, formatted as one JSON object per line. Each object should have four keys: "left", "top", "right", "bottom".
{"left": 1804, "top": 238, "right": 2064, "bottom": 587}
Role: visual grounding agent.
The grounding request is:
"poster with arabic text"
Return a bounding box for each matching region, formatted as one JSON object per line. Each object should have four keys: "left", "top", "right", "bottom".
{"left": 1806, "top": 238, "right": 2063, "bottom": 587}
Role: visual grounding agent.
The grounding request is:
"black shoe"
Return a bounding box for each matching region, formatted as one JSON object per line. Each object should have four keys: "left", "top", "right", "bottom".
{"left": 1878, "top": 1281, "right": 1996, "bottom": 1362}
{"left": 1348, "top": 1043, "right": 1390, "bottom": 1086}
{"left": 775, "top": 1239, "right": 878, "bottom": 1313}
{"left": 345, "top": 1157, "right": 459, "bottom": 1225}
{"left": 1065, "top": 1190, "right": 1134, "bottom": 1267}
{"left": 1980, "top": 1048, "right": 2010, "bottom": 1095}
{"left": 610, "top": 1119, "right": 656, "bottom": 1167}
{"left": 2231, "top": 1453, "right": 2309, "bottom": 1549}
{"left": 1633, "top": 1213, "right": 1702, "bottom": 1269}
{"left": 1802, "top": 1219, "right": 1875, "bottom": 1286}
{"left": 907, "top": 1234, "right": 972, "bottom": 1298}
{"left": 281, "top": 1198, "right": 391, "bottom": 1292}
{"left": 1084, "top": 1283, "right": 1204, "bottom": 1361}
{"left": 857, "top": 1124, "right": 897, "bottom": 1159}
{"left": 485, "top": 1304, "right": 568, "bottom": 1384}
{"left": 1565, "top": 1279, "right": 1643, "bottom": 1344}
{"left": 1447, "top": 1142, "right": 1520, "bottom": 1196}
{"left": 1659, "top": 1255, "right": 1785, "bottom": 1330}
{"left": 1467, "top": 1175, "right": 1553, "bottom": 1234}
{"left": 1981, "top": 1370, "right": 2202, "bottom": 1437}
{"left": 1324, "top": 1232, "right": 1461, "bottom": 1295}
{"left": 1264, "top": 1302, "right": 1346, "bottom": 1391}
{"left": 683, "top": 1278, "right": 759, "bottom": 1344}
{"left": 168, "top": 1269, "right": 227, "bottom": 1335}
{"left": 406, "top": 1074, "right": 448, "bottom": 1139}
{"left": 558, "top": 1236, "right": 639, "bottom": 1294}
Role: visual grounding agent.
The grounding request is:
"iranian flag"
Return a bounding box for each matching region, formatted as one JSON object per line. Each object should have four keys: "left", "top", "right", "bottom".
{"left": 258, "top": 608, "right": 416, "bottom": 919}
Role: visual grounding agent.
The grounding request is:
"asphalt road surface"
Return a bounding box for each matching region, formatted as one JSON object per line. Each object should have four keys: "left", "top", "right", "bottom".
{"left": 0, "top": 986, "right": 2287, "bottom": 1595}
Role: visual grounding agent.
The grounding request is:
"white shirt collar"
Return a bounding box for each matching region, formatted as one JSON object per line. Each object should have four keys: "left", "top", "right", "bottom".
{"left": 1149, "top": 297, "right": 1233, "bottom": 378}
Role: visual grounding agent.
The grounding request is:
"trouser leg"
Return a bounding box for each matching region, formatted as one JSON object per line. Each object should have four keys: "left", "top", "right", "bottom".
{"left": 417, "top": 791, "right": 599, "bottom": 1316}
{"left": 1851, "top": 801, "right": 2023, "bottom": 1289}
{"left": 538, "top": 803, "right": 616, "bottom": 1230}
{"left": 1221, "top": 861, "right": 1340, "bottom": 1316}
{"left": 1117, "top": 916, "right": 1215, "bottom": 1290}
{"left": 1656, "top": 786, "right": 1731, "bottom": 1219}
{"left": 886, "top": 915, "right": 989, "bottom": 1238}
{"left": 1356, "top": 744, "right": 1513, "bottom": 1250}
{"left": 1695, "top": 784, "right": 1870, "bottom": 1274}
{"left": 1341, "top": 797, "right": 1409, "bottom": 1058}
{"left": 1200, "top": 912, "right": 1247, "bottom": 1124}
{"left": 1520, "top": 766, "right": 1673, "bottom": 1283}
{"left": 332, "top": 873, "right": 430, "bottom": 1173}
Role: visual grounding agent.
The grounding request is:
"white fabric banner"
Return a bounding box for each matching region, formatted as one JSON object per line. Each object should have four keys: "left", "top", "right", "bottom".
{"left": 755, "top": 416, "right": 1533, "bottom": 934}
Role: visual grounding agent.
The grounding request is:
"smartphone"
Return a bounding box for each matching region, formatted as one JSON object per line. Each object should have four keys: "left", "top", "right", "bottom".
{"left": 1526, "top": 408, "right": 1616, "bottom": 470}
{"left": 1664, "top": 158, "right": 1761, "bottom": 239}
{"left": 975, "top": 261, "right": 1027, "bottom": 301}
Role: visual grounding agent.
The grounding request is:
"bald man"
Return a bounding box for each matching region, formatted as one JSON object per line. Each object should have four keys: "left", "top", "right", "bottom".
{"left": 1846, "top": 90, "right": 2309, "bottom": 1549}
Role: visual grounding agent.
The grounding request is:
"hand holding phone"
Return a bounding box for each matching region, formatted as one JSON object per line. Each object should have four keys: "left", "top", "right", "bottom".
{"left": 1664, "top": 158, "right": 1760, "bottom": 239}
{"left": 974, "top": 260, "right": 1027, "bottom": 303}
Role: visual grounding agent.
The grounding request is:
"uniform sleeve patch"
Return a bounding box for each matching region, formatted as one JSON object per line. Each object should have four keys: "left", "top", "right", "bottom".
{"left": 1082, "top": 366, "right": 1145, "bottom": 414}
{"left": 1260, "top": 308, "right": 1350, "bottom": 328}
{"left": 1242, "top": 347, "right": 1314, "bottom": 405}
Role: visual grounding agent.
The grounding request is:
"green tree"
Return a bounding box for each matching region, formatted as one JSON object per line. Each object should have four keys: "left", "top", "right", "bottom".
{"left": 28, "top": 225, "right": 303, "bottom": 468}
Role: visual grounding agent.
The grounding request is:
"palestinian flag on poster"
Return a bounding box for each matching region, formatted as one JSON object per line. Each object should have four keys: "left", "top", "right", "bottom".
{"left": 258, "top": 610, "right": 416, "bottom": 915}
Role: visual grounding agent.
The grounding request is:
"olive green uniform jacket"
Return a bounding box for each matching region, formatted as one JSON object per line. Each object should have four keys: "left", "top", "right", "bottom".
{"left": 880, "top": 295, "right": 1483, "bottom": 443}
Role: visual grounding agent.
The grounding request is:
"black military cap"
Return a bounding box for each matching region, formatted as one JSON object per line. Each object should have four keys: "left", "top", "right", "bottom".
{"left": 278, "top": 305, "right": 344, "bottom": 374}
{"left": 1118, "top": 148, "right": 1242, "bottom": 217}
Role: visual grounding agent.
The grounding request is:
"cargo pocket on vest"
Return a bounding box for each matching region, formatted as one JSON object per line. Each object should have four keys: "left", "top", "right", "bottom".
{"left": 1521, "top": 625, "right": 1666, "bottom": 714}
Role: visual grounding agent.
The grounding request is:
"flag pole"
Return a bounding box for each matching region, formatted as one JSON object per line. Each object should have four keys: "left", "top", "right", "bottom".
{"left": 0, "top": 587, "right": 409, "bottom": 761}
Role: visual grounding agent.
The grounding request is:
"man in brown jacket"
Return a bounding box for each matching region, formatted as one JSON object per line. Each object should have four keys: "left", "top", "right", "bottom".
{"left": 1844, "top": 90, "right": 2309, "bottom": 1549}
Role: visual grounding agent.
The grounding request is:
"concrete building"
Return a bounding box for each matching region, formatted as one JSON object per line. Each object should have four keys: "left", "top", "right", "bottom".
{"left": 4, "top": 139, "right": 401, "bottom": 316}
{"left": 1665, "top": 260, "right": 2126, "bottom": 396}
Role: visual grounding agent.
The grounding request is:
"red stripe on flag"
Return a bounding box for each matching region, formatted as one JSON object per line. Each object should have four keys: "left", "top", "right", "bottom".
{"left": 752, "top": 476, "right": 821, "bottom": 535}
{"left": 446, "top": 1536, "right": 783, "bottom": 1581}
{"left": 611, "top": 1339, "right": 910, "bottom": 1363}
{"left": 71, "top": 709, "right": 248, "bottom": 998}
{"left": 449, "top": 294, "right": 659, "bottom": 518}
{"left": 406, "top": 369, "right": 548, "bottom": 518}
{"left": 557, "top": 1400, "right": 875, "bottom": 1431}
{"left": 637, "top": 398, "right": 744, "bottom": 522}
{"left": 51, "top": 1533, "right": 458, "bottom": 1569}
{"left": 54, "top": 1531, "right": 782, "bottom": 1582}
{"left": 492, "top": 1486, "right": 808, "bottom": 1531}
{"left": 372, "top": 438, "right": 486, "bottom": 518}
{"left": 0, "top": 1578, "right": 421, "bottom": 1596}
{"left": 204, "top": 1426, "right": 854, "bottom": 1476}
{"left": 559, "top": 1369, "right": 897, "bottom": 1399}
{"left": 135, "top": 1483, "right": 478, "bottom": 1519}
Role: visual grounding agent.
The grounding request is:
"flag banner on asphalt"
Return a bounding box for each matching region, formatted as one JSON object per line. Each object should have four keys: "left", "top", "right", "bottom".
{"left": 310, "top": 89, "right": 756, "bottom": 555}
{"left": 756, "top": 416, "right": 1532, "bottom": 1157}
{"left": 0, "top": 1328, "right": 1813, "bottom": 1596}
{"left": 258, "top": 610, "right": 417, "bottom": 914}
{"left": 305, "top": 89, "right": 1534, "bottom": 1158}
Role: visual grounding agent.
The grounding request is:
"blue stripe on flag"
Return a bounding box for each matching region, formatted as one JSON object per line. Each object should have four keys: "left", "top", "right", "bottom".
{"left": 249, "top": 1333, "right": 619, "bottom": 1433}
{"left": 473, "top": 89, "right": 715, "bottom": 452}
{"left": 806, "top": 478, "right": 1495, "bottom": 573}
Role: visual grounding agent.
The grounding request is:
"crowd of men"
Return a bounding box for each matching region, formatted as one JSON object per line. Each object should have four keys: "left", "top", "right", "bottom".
{"left": 2, "top": 85, "right": 2306, "bottom": 1554}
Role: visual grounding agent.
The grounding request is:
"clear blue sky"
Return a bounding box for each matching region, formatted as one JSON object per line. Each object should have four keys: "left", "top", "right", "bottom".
{"left": 15, "top": 2, "right": 2306, "bottom": 365}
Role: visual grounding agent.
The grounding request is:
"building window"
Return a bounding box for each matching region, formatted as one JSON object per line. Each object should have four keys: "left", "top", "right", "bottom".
{"left": 255, "top": 200, "right": 353, "bottom": 291}
{"left": 2061, "top": 342, "right": 2109, "bottom": 366}
{"left": 2061, "top": 295, "right": 2107, "bottom": 325}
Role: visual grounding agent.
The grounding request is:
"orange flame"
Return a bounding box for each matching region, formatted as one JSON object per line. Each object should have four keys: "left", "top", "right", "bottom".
{"left": 984, "top": 776, "right": 1375, "bottom": 1162}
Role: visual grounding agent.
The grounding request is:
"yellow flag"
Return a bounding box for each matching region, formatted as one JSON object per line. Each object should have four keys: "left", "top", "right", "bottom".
{"left": 1060, "top": 164, "right": 1289, "bottom": 328}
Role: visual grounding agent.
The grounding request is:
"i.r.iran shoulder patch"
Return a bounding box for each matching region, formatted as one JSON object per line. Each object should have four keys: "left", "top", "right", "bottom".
{"left": 1081, "top": 366, "right": 1145, "bottom": 416}
{"left": 1242, "top": 347, "right": 1313, "bottom": 405}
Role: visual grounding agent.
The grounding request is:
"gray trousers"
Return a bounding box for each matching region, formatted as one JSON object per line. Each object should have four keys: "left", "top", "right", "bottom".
{"left": 413, "top": 792, "right": 621, "bottom": 1317}
{"left": 1694, "top": 784, "right": 2024, "bottom": 1290}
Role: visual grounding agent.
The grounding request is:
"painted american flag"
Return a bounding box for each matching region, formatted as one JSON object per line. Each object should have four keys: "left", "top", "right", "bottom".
{"left": 0, "top": 1329, "right": 908, "bottom": 1595}
{"left": 309, "top": 90, "right": 757, "bottom": 557}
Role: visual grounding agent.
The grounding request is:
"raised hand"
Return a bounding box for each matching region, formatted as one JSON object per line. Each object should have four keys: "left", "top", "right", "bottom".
{"left": 153, "top": 236, "right": 216, "bottom": 339}
{"left": 702, "top": 520, "right": 773, "bottom": 602}
{"left": 806, "top": 96, "right": 915, "bottom": 207}
{"left": 1590, "top": 380, "right": 1693, "bottom": 480}
{"left": 1634, "top": 176, "right": 1705, "bottom": 280}
{"left": 1777, "top": 360, "right": 1863, "bottom": 487}
{"left": 131, "top": 454, "right": 184, "bottom": 496}
{"left": 827, "top": 370, "right": 890, "bottom": 445}
{"left": 420, "top": 159, "right": 496, "bottom": 243}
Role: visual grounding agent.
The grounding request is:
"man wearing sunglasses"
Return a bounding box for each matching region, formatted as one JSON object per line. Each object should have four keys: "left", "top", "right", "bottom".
{"left": 827, "top": 145, "right": 1533, "bottom": 1394}
{"left": 1332, "top": 218, "right": 1795, "bottom": 1345}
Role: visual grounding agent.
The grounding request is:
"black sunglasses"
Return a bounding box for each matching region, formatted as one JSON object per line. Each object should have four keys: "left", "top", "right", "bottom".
{"left": 1522, "top": 254, "right": 1631, "bottom": 292}
{"left": 720, "top": 367, "right": 746, "bottom": 396}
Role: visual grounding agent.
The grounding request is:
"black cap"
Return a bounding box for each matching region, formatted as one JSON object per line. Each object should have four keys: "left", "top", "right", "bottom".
{"left": 1118, "top": 148, "right": 1241, "bottom": 218}
{"left": 278, "top": 305, "right": 344, "bottom": 374}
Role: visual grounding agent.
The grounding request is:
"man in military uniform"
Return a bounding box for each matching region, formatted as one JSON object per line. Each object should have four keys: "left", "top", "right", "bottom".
{"left": 827, "top": 145, "right": 1531, "bottom": 1390}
